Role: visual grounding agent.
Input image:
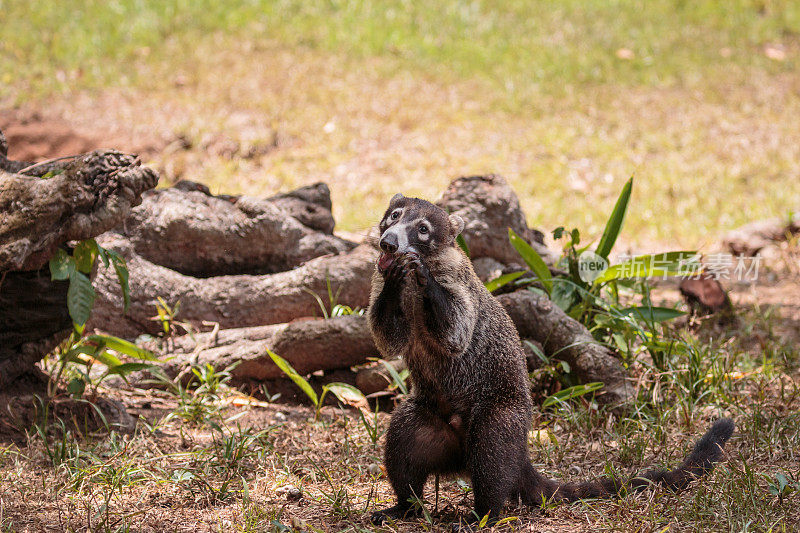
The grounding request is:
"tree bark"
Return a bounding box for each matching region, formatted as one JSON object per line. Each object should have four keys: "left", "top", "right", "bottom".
{"left": 1, "top": 150, "right": 158, "bottom": 271}
{"left": 496, "top": 290, "right": 632, "bottom": 404}
{"left": 91, "top": 234, "right": 377, "bottom": 338}
{"left": 722, "top": 213, "right": 800, "bottom": 256}
{"left": 139, "top": 315, "right": 375, "bottom": 382}
{"left": 437, "top": 174, "right": 557, "bottom": 266}
{"left": 0, "top": 269, "right": 71, "bottom": 388}
{"left": 115, "top": 181, "right": 355, "bottom": 277}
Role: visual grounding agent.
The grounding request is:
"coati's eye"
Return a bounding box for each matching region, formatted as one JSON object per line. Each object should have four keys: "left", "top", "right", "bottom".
{"left": 390, "top": 210, "right": 400, "bottom": 220}
{"left": 418, "top": 224, "right": 428, "bottom": 235}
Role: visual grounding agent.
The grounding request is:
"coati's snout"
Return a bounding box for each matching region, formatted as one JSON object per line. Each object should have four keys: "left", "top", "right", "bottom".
{"left": 378, "top": 232, "right": 399, "bottom": 254}
{"left": 376, "top": 193, "right": 465, "bottom": 273}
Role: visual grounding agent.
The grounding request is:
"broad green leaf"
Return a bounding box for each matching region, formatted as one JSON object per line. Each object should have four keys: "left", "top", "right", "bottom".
{"left": 62, "top": 347, "right": 91, "bottom": 365}
{"left": 456, "top": 233, "right": 470, "bottom": 257}
{"left": 595, "top": 177, "right": 633, "bottom": 259}
{"left": 91, "top": 349, "right": 123, "bottom": 368}
{"left": 594, "top": 251, "right": 699, "bottom": 285}
{"left": 73, "top": 239, "right": 99, "bottom": 274}
{"left": 543, "top": 382, "right": 604, "bottom": 408}
{"left": 105, "top": 362, "right": 155, "bottom": 377}
{"left": 550, "top": 281, "right": 579, "bottom": 312}
{"left": 619, "top": 306, "right": 686, "bottom": 323}
{"left": 41, "top": 169, "right": 60, "bottom": 179}
{"left": 67, "top": 377, "right": 86, "bottom": 397}
{"left": 571, "top": 228, "right": 581, "bottom": 246}
{"left": 87, "top": 334, "right": 158, "bottom": 361}
{"left": 484, "top": 271, "right": 525, "bottom": 293}
{"left": 324, "top": 382, "right": 368, "bottom": 409}
{"left": 266, "top": 348, "right": 318, "bottom": 406}
{"left": 379, "top": 359, "right": 408, "bottom": 395}
{"left": 49, "top": 248, "right": 75, "bottom": 280}
{"left": 508, "top": 228, "right": 552, "bottom": 294}
{"left": 106, "top": 250, "right": 130, "bottom": 312}
{"left": 67, "top": 270, "right": 95, "bottom": 327}
{"left": 96, "top": 243, "right": 110, "bottom": 267}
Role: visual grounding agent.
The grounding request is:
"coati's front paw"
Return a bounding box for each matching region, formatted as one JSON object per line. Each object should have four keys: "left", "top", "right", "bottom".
{"left": 402, "top": 254, "right": 431, "bottom": 286}
{"left": 382, "top": 256, "right": 408, "bottom": 287}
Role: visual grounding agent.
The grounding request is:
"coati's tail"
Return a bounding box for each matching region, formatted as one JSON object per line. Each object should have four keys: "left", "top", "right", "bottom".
{"left": 521, "top": 419, "right": 734, "bottom": 504}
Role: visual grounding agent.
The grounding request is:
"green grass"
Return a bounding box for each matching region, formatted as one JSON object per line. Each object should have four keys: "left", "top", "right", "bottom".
{"left": 2, "top": 0, "right": 799, "bottom": 99}
{"left": 2, "top": 1, "right": 800, "bottom": 246}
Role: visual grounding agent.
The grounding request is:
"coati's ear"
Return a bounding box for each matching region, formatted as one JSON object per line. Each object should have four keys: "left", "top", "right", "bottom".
{"left": 448, "top": 214, "right": 465, "bottom": 238}
{"left": 390, "top": 193, "right": 404, "bottom": 204}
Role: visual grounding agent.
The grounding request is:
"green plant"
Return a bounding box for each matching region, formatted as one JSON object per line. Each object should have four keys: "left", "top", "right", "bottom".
{"left": 158, "top": 362, "right": 238, "bottom": 425}
{"left": 165, "top": 424, "right": 274, "bottom": 504}
{"left": 495, "top": 178, "right": 694, "bottom": 322}
{"left": 542, "top": 382, "right": 604, "bottom": 409}
{"left": 767, "top": 472, "right": 800, "bottom": 502}
{"left": 303, "top": 274, "right": 364, "bottom": 319}
{"left": 358, "top": 401, "right": 387, "bottom": 447}
{"left": 267, "top": 349, "right": 368, "bottom": 421}
{"left": 49, "top": 239, "right": 129, "bottom": 329}
{"left": 487, "top": 178, "right": 727, "bottom": 411}
{"left": 152, "top": 297, "right": 195, "bottom": 337}
{"left": 377, "top": 358, "right": 410, "bottom": 396}
{"left": 47, "top": 239, "right": 158, "bottom": 397}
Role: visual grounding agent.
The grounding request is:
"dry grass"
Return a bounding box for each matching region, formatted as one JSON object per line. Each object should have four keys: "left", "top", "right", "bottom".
{"left": 1, "top": 376, "right": 798, "bottom": 532}
{"left": 2, "top": 253, "right": 799, "bottom": 532}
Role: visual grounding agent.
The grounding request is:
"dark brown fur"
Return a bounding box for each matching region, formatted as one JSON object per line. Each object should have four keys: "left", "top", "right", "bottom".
{"left": 367, "top": 195, "right": 734, "bottom": 529}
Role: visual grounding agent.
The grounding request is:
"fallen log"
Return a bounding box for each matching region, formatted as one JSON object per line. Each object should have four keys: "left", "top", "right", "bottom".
{"left": 1, "top": 150, "right": 159, "bottom": 272}
{"left": 146, "top": 289, "right": 631, "bottom": 405}
{"left": 140, "top": 315, "right": 375, "bottom": 382}
{"left": 115, "top": 181, "right": 355, "bottom": 277}
{"left": 0, "top": 269, "right": 71, "bottom": 389}
{"left": 91, "top": 234, "right": 377, "bottom": 338}
{"left": 437, "top": 175, "right": 557, "bottom": 266}
{"left": 722, "top": 213, "right": 800, "bottom": 256}
{"left": 679, "top": 275, "right": 733, "bottom": 317}
{"left": 496, "top": 290, "right": 632, "bottom": 405}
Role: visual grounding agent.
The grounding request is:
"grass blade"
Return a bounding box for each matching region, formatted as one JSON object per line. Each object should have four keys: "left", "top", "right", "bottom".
{"left": 543, "top": 382, "right": 604, "bottom": 408}
{"left": 266, "top": 348, "right": 318, "bottom": 406}
{"left": 484, "top": 271, "right": 525, "bottom": 293}
{"left": 594, "top": 251, "right": 698, "bottom": 284}
{"left": 378, "top": 359, "right": 408, "bottom": 395}
{"left": 595, "top": 177, "right": 633, "bottom": 259}
{"left": 508, "top": 228, "right": 552, "bottom": 294}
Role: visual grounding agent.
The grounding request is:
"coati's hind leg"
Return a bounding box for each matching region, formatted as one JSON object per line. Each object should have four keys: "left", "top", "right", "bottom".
{"left": 459, "top": 405, "right": 531, "bottom": 529}
{"left": 371, "top": 399, "right": 463, "bottom": 525}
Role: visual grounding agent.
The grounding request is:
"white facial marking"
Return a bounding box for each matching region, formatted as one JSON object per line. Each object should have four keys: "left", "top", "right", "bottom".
{"left": 387, "top": 208, "right": 403, "bottom": 225}
{"left": 417, "top": 220, "right": 432, "bottom": 241}
{"left": 383, "top": 221, "right": 411, "bottom": 251}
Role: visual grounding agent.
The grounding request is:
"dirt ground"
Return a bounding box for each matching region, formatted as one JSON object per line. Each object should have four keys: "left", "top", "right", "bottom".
{"left": 2, "top": 63, "right": 799, "bottom": 532}
{"left": 1, "top": 244, "right": 798, "bottom": 532}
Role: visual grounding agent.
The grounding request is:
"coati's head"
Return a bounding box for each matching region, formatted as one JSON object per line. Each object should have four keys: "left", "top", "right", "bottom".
{"left": 376, "top": 193, "right": 465, "bottom": 271}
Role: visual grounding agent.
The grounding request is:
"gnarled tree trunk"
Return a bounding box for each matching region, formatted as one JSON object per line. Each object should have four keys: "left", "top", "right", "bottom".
{"left": 0, "top": 136, "right": 158, "bottom": 388}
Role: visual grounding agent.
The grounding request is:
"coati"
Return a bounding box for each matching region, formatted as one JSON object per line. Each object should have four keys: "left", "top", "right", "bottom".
{"left": 367, "top": 193, "right": 734, "bottom": 529}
